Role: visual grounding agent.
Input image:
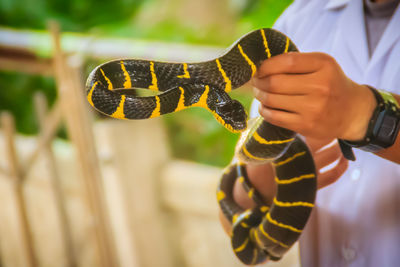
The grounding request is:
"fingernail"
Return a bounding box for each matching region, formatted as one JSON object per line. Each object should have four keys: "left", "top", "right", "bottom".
{"left": 260, "top": 105, "right": 271, "bottom": 117}
{"left": 253, "top": 87, "right": 260, "bottom": 96}
{"left": 250, "top": 78, "right": 255, "bottom": 86}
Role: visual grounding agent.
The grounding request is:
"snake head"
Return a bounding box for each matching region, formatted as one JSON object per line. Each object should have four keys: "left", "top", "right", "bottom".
{"left": 214, "top": 99, "right": 247, "bottom": 133}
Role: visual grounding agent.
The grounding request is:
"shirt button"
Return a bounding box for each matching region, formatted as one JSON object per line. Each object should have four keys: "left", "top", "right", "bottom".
{"left": 342, "top": 246, "right": 357, "bottom": 262}
{"left": 351, "top": 168, "right": 361, "bottom": 181}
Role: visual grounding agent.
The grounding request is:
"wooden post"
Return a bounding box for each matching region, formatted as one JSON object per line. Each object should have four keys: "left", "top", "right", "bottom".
{"left": 1, "top": 112, "right": 37, "bottom": 267}
{"left": 34, "top": 92, "right": 77, "bottom": 267}
{"left": 48, "top": 21, "right": 118, "bottom": 267}
{"left": 23, "top": 100, "right": 62, "bottom": 178}
{"left": 101, "top": 119, "right": 174, "bottom": 267}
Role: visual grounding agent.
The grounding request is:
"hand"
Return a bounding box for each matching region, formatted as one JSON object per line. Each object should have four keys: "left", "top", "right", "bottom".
{"left": 219, "top": 137, "right": 348, "bottom": 234}
{"left": 252, "top": 52, "right": 377, "bottom": 141}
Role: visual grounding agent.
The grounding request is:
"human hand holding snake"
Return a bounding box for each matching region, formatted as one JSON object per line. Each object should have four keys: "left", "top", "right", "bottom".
{"left": 252, "top": 52, "right": 377, "bottom": 142}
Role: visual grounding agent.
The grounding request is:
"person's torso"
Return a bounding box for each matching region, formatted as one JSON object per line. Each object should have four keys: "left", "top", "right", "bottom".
{"left": 267, "top": 0, "right": 400, "bottom": 266}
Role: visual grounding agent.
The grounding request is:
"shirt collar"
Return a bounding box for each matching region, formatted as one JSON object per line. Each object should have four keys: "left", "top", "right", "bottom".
{"left": 325, "top": 0, "right": 352, "bottom": 10}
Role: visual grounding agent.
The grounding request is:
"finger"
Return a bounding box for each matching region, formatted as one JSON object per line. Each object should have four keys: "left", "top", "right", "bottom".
{"left": 257, "top": 52, "right": 327, "bottom": 77}
{"left": 259, "top": 105, "right": 302, "bottom": 131}
{"left": 246, "top": 163, "right": 276, "bottom": 205}
{"left": 317, "top": 155, "right": 349, "bottom": 189}
{"left": 251, "top": 73, "right": 312, "bottom": 95}
{"left": 233, "top": 178, "right": 255, "bottom": 209}
{"left": 314, "top": 142, "right": 342, "bottom": 170}
{"left": 233, "top": 163, "right": 276, "bottom": 208}
{"left": 254, "top": 89, "right": 306, "bottom": 113}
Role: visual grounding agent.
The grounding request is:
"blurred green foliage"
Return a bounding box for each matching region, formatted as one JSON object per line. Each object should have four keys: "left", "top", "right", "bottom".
{"left": 0, "top": 0, "right": 292, "bottom": 167}
{"left": 0, "top": 0, "right": 145, "bottom": 31}
{"left": 239, "top": 0, "right": 293, "bottom": 31}
{"left": 0, "top": 72, "right": 57, "bottom": 134}
{"left": 164, "top": 89, "right": 254, "bottom": 167}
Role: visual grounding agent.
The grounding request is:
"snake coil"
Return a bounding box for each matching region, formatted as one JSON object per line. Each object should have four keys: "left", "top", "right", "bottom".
{"left": 86, "top": 28, "right": 317, "bottom": 265}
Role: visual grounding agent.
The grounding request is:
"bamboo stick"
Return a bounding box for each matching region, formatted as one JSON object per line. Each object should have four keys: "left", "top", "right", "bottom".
{"left": 22, "top": 100, "right": 62, "bottom": 178}
{"left": 48, "top": 21, "right": 118, "bottom": 267}
{"left": 1, "top": 112, "right": 38, "bottom": 267}
{"left": 34, "top": 92, "right": 77, "bottom": 267}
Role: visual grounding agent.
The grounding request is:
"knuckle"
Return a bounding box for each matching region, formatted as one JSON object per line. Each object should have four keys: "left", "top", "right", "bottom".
{"left": 264, "top": 94, "right": 274, "bottom": 107}
{"left": 264, "top": 109, "right": 277, "bottom": 123}
{"left": 254, "top": 77, "right": 267, "bottom": 91}
{"left": 308, "top": 101, "right": 322, "bottom": 114}
{"left": 253, "top": 86, "right": 262, "bottom": 98}
{"left": 267, "top": 76, "right": 278, "bottom": 92}
{"left": 258, "top": 92, "right": 269, "bottom": 106}
{"left": 285, "top": 52, "right": 297, "bottom": 69}
{"left": 262, "top": 108, "right": 272, "bottom": 120}
{"left": 317, "top": 52, "right": 334, "bottom": 65}
{"left": 259, "top": 105, "right": 269, "bottom": 119}
{"left": 317, "top": 84, "right": 331, "bottom": 97}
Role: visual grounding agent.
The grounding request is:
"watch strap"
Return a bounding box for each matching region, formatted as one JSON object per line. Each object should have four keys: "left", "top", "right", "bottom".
{"left": 338, "top": 139, "right": 356, "bottom": 161}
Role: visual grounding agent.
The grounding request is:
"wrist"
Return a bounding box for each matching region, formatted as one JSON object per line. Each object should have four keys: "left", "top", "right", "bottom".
{"left": 341, "top": 84, "right": 377, "bottom": 141}
{"left": 341, "top": 87, "right": 400, "bottom": 153}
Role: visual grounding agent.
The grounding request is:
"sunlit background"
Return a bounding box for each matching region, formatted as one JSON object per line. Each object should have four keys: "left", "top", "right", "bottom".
{"left": 0, "top": 0, "right": 294, "bottom": 266}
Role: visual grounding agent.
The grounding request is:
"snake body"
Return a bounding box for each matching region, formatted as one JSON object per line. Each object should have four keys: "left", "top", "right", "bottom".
{"left": 86, "top": 28, "right": 316, "bottom": 265}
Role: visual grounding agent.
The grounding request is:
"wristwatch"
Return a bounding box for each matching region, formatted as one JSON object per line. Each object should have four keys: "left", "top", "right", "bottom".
{"left": 339, "top": 86, "right": 400, "bottom": 161}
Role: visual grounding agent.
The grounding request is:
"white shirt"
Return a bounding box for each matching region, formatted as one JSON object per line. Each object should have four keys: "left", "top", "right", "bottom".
{"left": 250, "top": 0, "right": 400, "bottom": 266}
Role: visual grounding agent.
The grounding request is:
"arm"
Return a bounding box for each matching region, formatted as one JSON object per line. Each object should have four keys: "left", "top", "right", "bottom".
{"left": 252, "top": 52, "right": 400, "bottom": 164}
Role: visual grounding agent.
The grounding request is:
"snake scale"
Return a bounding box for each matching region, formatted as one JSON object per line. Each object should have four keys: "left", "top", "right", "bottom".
{"left": 86, "top": 28, "right": 317, "bottom": 265}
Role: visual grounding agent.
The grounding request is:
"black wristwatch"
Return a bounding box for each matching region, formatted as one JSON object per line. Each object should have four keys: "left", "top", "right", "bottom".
{"left": 338, "top": 86, "right": 400, "bottom": 161}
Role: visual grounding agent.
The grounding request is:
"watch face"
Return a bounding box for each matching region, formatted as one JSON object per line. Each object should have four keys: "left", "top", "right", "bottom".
{"left": 375, "top": 109, "right": 400, "bottom": 148}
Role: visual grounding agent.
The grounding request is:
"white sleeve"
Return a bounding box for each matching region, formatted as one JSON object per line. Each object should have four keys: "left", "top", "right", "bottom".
{"left": 273, "top": 0, "right": 311, "bottom": 33}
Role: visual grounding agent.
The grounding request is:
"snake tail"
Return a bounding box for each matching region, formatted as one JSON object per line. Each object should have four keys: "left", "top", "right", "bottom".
{"left": 218, "top": 137, "right": 316, "bottom": 264}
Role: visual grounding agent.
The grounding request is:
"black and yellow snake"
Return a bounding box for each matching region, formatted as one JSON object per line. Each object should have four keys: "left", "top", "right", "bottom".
{"left": 86, "top": 28, "right": 317, "bottom": 265}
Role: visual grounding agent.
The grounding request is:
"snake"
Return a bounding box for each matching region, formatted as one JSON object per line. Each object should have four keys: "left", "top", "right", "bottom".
{"left": 85, "top": 28, "right": 317, "bottom": 265}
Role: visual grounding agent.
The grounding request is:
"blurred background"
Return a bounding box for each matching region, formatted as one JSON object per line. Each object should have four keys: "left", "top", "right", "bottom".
{"left": 0, "top": 0, "right": 295, "bottom": 266}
